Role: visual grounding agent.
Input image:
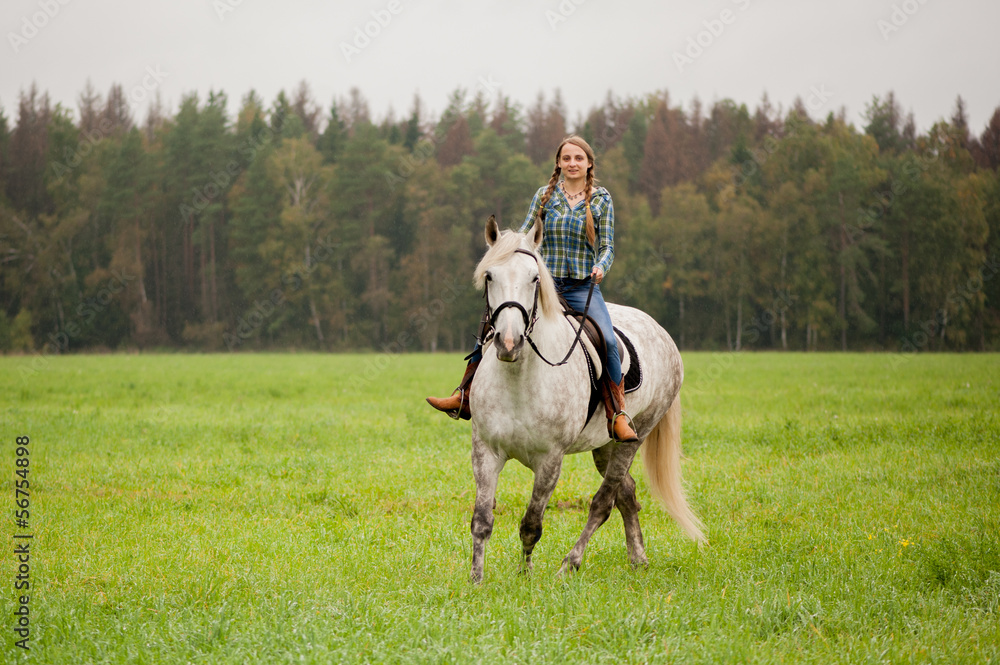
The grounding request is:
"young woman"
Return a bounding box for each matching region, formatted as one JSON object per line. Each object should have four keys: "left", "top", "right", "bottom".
{"left": 427, "top": 135, "right": 637, "bottom": 442}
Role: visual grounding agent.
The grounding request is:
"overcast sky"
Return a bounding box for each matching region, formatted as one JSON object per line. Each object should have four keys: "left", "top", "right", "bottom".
{"left": 3, "top": 0, "right": 999, "bottom": 135}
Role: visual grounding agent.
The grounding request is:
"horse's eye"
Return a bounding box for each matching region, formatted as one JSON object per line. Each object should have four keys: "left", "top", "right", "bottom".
{"left": 532, "top": 275, "right": 540, "bottom": 283}
{"left": 485, "top": 274, "right": 492, "bottom": 282}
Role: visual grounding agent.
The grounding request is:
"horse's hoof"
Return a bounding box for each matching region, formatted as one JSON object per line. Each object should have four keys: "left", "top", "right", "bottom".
{"left": 629, "top": 556, "right": 649, "bottom": 570}
{"left": 470, "top": 570, "right": 484, "bottom": 584}
{"left": 557, "top": 559, "right": 580, "bottom": 578}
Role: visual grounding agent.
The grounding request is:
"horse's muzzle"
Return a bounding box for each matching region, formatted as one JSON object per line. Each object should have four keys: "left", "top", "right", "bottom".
{"left": 494, "top": 331, "right": 525, "bottom": 362}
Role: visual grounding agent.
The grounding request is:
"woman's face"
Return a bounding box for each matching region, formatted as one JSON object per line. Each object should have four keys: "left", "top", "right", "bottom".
{"left": 558, "top": 142, "right": 591, "bottom": 180}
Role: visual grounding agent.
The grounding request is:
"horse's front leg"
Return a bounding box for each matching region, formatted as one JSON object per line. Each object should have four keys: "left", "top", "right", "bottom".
{"left": 561, "top": 441, "right": 643, "bottom": 574}
{"left": 519, "top": 453, "right": 564, "bottom": 573}
{"left": 470, "top": 433, "right": 506, "bottom": 584}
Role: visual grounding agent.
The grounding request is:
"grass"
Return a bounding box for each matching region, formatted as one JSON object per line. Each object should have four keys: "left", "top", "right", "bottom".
{"left": 2, "top": 351, "right": 998, "bottom": 664}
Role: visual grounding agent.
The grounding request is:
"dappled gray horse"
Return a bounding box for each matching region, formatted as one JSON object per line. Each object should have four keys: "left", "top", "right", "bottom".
{"left": 468, "top": 216, "right": 705, "bottom": 582}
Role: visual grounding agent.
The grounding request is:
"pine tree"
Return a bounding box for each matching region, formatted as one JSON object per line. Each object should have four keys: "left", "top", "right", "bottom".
{"left": 101, "top": 83, "right": 133, "bottom": 137}
{"left": 317, "top": 100, "right": 347, "bottom": 164}
{"left": 971, "top": 107, "right": 1000, "bottom": 170}
{"left": 525, "top": 91, "right": 566, "bottom": 165}
{"left": 77, "top": 79, "right": 102, "bottom": 135}
{"left": 436, "top": 115, "right": 474, "bottom": 167}
{"left": 291, "top": 80, "right": 321, "bottom": 140}
{"left": 7, "top": 84, "right": 52, "bottom": 217}
{"left": 864, "top": 92, "right": 906, "bottom": 154}
{"left": 403, "top": 94, "right": 422, "bottom": 152}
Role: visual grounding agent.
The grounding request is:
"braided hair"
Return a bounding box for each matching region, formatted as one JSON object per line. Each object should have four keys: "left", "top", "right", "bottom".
{"left": 535, "top": 135, "right": 599, "bottom": 247}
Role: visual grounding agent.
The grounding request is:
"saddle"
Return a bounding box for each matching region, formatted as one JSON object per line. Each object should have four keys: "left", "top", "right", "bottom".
{"left": 558, "top": 294, "right": 643, "bottom": 422}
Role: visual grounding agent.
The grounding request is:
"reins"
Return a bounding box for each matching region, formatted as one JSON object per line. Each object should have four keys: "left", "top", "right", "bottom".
{"left": 483, "top": 248, "right": 596, "bottom": 368}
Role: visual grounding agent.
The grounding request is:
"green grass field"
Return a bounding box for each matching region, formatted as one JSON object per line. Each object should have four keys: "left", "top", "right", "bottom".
{"left": 2, "top": 351, "right": 998, "bottom": 664}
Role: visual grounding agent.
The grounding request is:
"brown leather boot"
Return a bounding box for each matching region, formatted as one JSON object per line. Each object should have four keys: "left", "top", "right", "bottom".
{"left": 426, "top": 360, "right": 479, "bottom": 420}
{"left": 602, "top": 377, "right": 639, "bottom": 442}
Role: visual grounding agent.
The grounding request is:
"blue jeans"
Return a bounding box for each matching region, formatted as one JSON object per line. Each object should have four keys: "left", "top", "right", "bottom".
{"left": 467, "top": 277, "right": 622, "bottom": 385}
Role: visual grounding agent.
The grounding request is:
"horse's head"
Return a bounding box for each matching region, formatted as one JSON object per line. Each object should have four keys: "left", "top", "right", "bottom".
{"left": 476, "top": 215, "right": 548, "bottom": 363}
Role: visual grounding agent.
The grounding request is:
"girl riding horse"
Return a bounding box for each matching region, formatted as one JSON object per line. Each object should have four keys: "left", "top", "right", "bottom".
{"left": 427, "top": 135, "right": 638, "bottom": 443}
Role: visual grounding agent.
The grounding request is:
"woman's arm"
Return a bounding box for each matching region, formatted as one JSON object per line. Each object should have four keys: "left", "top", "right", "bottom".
{"left": 593, "top": 192, "right": 615, "bottom": 278}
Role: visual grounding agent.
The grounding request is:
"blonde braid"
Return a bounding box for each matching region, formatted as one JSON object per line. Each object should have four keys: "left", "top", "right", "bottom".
{"left": 584, "top": 168, "right": 596, "bottom": 247}
{"left": 536, "top": 165, "right": 561, "bottom": 225}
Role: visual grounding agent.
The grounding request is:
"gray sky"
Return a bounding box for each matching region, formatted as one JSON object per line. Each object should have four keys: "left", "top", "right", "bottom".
{"left": 2, "top": 0, "right": 999, "bottom": 134}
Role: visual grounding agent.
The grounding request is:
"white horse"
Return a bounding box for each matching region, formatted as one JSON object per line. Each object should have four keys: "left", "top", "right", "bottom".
{"left": 468, "top": 216, "right": 705, "bottom": 582}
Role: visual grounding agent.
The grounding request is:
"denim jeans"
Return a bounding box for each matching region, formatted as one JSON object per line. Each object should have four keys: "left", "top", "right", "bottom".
{"left": 467, "top": 277, "right": 622, "bottom": 385}
{"left": 555, "top": 278, "right": 622, "bottom": 385}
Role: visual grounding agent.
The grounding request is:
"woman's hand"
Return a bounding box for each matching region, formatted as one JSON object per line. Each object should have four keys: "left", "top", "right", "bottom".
{"left": 591, "top": 266, "right": 604, "bottom": 284}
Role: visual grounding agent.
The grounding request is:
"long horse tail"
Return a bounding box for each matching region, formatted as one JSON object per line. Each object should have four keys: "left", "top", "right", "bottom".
{"left": 640, "top": 393, "right": 706, "bottom": 543}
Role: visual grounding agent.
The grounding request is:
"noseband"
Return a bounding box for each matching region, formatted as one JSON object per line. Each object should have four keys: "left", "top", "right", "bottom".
{"left": 484, "top": 249, "right": 542, "bottom": 340}
{"left": 481, "top": 248, "right": 595, "bottom": 368}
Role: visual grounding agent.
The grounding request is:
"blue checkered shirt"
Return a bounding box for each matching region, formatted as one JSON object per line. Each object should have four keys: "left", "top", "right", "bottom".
{"left": 518, "top": 184, "right": 615, "bottom": 280}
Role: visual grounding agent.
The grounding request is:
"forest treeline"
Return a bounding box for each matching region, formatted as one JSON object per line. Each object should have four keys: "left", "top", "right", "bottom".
{"left": 1, "top": 81, "right": 999, "bottom": 356}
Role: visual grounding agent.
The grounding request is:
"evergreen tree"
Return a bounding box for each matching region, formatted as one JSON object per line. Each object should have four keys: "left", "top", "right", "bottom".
{"left": 972, "top": 107, "right": 1000, "bottom": 170}
{"left": 525, "top": 91, "right": 566, "bottom": 165}
{"left": 77, "top": 80, "right": 102, "bottom": 135}
{"left": 1, "top": 80, "right": 997, "bottom": 352}
{"left": 7, "top": 85, "right": 52, "bottom": 218}
{"left": 330, "top": 123, "right": 403, "bottom": 345}
{"left": 490, "top": 95, "right": 526, "bottom": 155}
{"left": 863, "top": 92, "right": 906, "bottom": 154}
{"left": 317, "top": 100, "right": 347, "bottom": 164}
{"left": 291, "top": 80, "right": 321, "bottom": 140}
{"left": 403, "top": 94, "right": 422, "bottom": 152}
{"left": 622, "top": 103, "right": 647, "bottom": 193}
{"left": 101, "top": 83, "right": 133, "bottom": 137}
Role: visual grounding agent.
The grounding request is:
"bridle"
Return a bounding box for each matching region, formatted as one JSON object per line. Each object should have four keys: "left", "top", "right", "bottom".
{"left": 482, "top": 248, "right": 595, "bottom": 368}
{"left": 484, "top": 248, "right": 542, "bottom": 338}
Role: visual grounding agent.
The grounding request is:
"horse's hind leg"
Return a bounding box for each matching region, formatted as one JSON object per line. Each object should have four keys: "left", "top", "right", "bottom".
{"left": 470, "top": 434, "right": 506, "bottom": 583}
{"left": 593, "top": 445, "right": 648, "bottom": 568}
{"left": 561, "top": 441, "right": 642, "bottom": 574}
{"left": 519, "top": 453, "right": 564, "bottom": 573}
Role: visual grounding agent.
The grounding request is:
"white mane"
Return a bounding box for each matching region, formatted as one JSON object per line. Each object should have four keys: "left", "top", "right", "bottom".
{"left": 473, "top": 230, "right": 561, "bottom": 321}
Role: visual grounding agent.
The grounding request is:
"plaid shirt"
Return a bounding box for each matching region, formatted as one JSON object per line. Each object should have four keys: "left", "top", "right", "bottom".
{"left": 518, "top": 184, "right": 615, "bottom": 280}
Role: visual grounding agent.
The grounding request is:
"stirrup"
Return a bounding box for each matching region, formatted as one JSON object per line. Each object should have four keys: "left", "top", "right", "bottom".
{"left": 610, "top": 409, "right": 638, "bottom": 442}
{"left": 447, "top": 388, "right": 467, "bottom": 420}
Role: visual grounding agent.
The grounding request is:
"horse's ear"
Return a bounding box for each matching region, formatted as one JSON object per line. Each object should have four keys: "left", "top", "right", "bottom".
{"left": 485, "top": 215, "right": 499, "bottom": 247}
{"left": 531, "top": 217, "right": 544, "bottom": 251}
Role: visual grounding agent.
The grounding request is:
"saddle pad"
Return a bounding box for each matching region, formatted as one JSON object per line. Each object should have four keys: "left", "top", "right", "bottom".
{"left": 614, "top": 327, "right": 642, "bottom": 394}
{"left": 562, "top": 313, "right": 643, "bottom": 394}
{"left": 582, "top": 327, "right": 643, "bottom": 422}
